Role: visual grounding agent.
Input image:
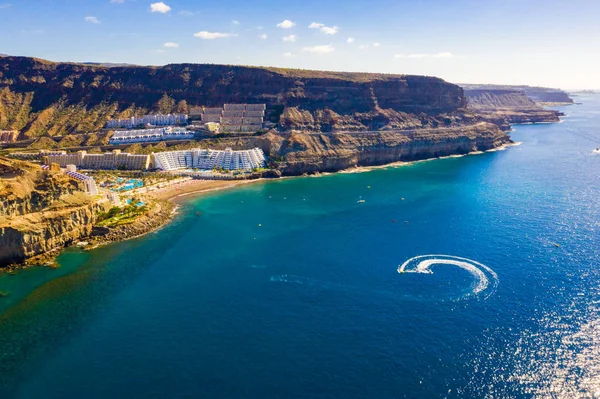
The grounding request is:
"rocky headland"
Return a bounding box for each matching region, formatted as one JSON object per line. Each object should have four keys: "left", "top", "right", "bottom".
{"left": 461, "top": 84, "right": 572, "bottom": 129}
{"left": 0, "top": 157, "right": 176, "bottom": 269}
{"left": 0, "top": 158, "right": 106, "bottom": 267}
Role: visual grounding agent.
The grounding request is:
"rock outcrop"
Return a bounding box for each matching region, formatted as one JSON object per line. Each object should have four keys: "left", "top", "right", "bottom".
{"left": 0, "top": 203, "right": 103, "bottom": 266}
{"left": 461, "top": 84, "right": 573, "bottom": 105}
{"left": 268, "top": 123, "right": 511, "bottom": 175}
{"left": 0, "top": 157, "right": 107, "bottom": 266}
{"left": 461, "top": 85, "right": 567, "bottom": 127}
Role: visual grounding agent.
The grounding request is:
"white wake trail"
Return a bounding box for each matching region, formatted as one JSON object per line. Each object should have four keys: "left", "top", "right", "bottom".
{"left": 398, "top": 255, "right": 499, "bottom": 298}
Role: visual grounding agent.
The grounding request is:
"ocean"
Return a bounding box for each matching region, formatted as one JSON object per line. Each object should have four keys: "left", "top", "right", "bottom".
{"left": 1, "top": 94, "right": 599, "bottom": 398}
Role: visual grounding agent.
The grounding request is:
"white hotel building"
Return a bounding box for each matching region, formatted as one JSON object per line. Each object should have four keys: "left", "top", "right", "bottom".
{"left": 109, "top": 127, "right": 195, "bottom": 144}
{"left": 153, "top": 148, "right": 267, "bottom": 171}
{"left": 106, "top": 114, "right": 188, "bottom": 129}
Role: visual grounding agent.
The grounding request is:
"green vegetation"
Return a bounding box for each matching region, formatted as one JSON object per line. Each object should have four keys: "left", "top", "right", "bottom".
{"left": 96, "top": 199, "right": 149, "bottom": 228}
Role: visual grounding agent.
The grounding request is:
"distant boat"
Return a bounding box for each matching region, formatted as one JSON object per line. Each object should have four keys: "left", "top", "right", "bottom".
{"left": 593, "top": 148, "right": 600, "bottom": 154}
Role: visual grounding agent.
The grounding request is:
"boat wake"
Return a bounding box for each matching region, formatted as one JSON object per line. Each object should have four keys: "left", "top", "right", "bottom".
{"left": 270, "top": 255, "right": 498, "bottom": 302}
{"left": 398, "top": 255, "right": 499, "bottom": 299}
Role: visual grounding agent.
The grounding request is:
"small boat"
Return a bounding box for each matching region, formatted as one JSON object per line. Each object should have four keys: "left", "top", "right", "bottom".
{"left": 554, "top": 243, "right": 560, "bottom": 248}
{"left": 357, "top": 199, "right": 366, "bottom": 203}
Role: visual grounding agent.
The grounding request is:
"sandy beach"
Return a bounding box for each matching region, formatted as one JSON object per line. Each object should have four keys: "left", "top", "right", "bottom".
{"left": 147, "top": 178, "right": 264, "bottom": 202}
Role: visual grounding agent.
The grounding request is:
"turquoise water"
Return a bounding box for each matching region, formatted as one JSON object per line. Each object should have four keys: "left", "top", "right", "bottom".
{"left": 1, "top": 95, "right": 600, "bottom": 398}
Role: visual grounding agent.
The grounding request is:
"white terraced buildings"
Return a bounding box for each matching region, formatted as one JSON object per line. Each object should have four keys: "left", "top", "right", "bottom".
{"left": 109, "top": 127, "right": 194, "bottom": 144}
{"left": 65, "top": 171, "right": 99, "bottom": 195}
{"left": 153, "top": 148, "right": 266, "bottom": 171}
{"left": 105, "top": 114, "right": 188, "bottom": 129}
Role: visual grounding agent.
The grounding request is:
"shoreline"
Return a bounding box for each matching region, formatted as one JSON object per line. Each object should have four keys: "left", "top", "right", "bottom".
{"left": 148, "top": 179, "right": 265, "bottom": 203}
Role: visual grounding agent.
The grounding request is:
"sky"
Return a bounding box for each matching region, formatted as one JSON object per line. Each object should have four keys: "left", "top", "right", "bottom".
{"left": 1, "top": 0, "right": 600, "bottom": 89}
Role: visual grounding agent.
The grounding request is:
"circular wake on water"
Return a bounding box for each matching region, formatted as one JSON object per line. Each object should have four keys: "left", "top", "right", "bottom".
{"left": 398, "top": 255, "right": 499, "bottom": 299}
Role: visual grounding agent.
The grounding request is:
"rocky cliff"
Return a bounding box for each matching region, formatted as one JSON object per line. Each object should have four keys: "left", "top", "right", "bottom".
{"left": 461, "top": 85, "right": 566, "bottom": 127}
{"left": 0, "top": 203, "right": 103, "bottom": 266}
{"left": 464, "top": 89, "right": 539, "bottom": 110}
{"left": 461, "top": 84, "right": 573, "bottom": 105}
{"left": 269, "top": 122, "right": 511, "bottom": 175}
{"left": 0, "top": 157, "right": 106, "bottom": 266}
{"left": 0, "top": 55, "right": 465, "bottom": 138}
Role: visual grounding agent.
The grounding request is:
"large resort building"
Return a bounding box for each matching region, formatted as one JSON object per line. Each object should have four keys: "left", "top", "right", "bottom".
{"left": 105, "top": 114, "right": 188, "bottom": 129}
{"left": 44, "top": 148, "right": 267, "bottom": 173}
{"left": 44, "top": 150, "right": 151, "bottom": 170}
{"left": 153, "top": 148, "right": 267, "bottom": 171}
{"left": 109, "top": 127, "right": 194, "bottom": 144}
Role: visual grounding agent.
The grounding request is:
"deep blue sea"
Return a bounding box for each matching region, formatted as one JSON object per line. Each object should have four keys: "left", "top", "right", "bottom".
{"left": 1, "top": 95, "right": 600, "bottom": 398}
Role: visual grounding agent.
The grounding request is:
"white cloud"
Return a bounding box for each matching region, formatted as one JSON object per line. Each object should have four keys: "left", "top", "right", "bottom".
{"left": 193, "top": 31, "right": 237, "bottom": 39}
{"left": 257, "top": 26, "right": 264, "bottom": 30}
{"left": 277, "top": 19, "right": 295, "bottom": 29}
{"left": 231, "top": 20, "right": 240, "bottom": 25}
{"left": 309, "top": 22, "right": 339, "bottom": 35}
{"left": 320, "top": 26, "right": 339, "bottom": 35}
{"left": 258, "top": 33, "right": 268, "bottom": 39}
{"left": 359, "top": 44, "right": 369, "bottom": 50}
{"left": 283, "top": 52, "right": 295, "bottom": 57}
{"left": 156, "top": 49, "right": 166, "bottom": 53}
{"left": 347, "top": 37, "right": 355, "bottom": 44}
{"left": 394, "top": 52, "right": 454, "bottom": 59}
{"left": 85, "top": 16, "right": 101, "bottom": 24}
{"left": 282, "top": 34, "right": 297, "bottom": 42}
{"left": 0, "top": 3, "right": 11, "bottom": 8}
{"left": 178, "top": 10, "right": 195, "bottom": 16}
{"left": 373, "top": 42, "right": 380, "bottom": 47}
{"left": 302, "top": 44, "right": 335, "bottom": 54}
{"left": 110, "top": 0, "right": 124, "bottom": 3}
{"left": 163, "top": 42, "right": 179, "bottom": 48}
{"left": 150, "top": 2, "right": 171, "bottom": 13}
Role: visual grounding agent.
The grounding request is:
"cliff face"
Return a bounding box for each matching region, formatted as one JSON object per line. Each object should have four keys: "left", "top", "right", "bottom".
{"left": 461, "top": 85, "right": 565, "bottom": 127}
{"left": 461, "top": 84, "right": 573, "bottom": 105}
{"left": 0, "top": 55, "right": 465, "bottom": 138}
{"left": 278, "top": 106, "right": 478, "bottom": 132}
{"left": 0, "top": 157, "right": 105, "bottom": 266}
{"left": 268, "top": 122, "right": 510, "bottom": 175}
{"left": 464, "top": 89, "right": 539, "bottom": 110}
{"left": 0, "top": 203, "right": 102, "bottom": 265}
